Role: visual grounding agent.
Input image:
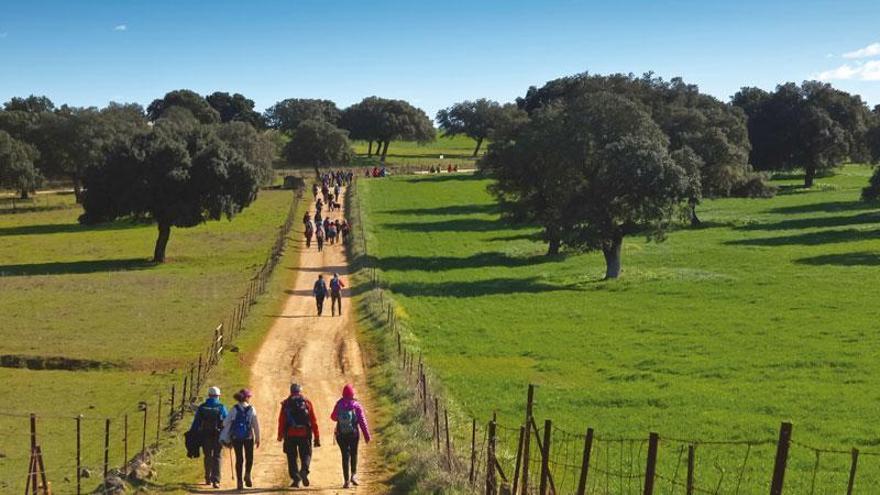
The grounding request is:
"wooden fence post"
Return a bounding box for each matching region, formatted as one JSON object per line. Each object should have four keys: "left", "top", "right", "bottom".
{"left": 470, "top": 418, "right": 477, "bottom": 485}
{"left": 512, "top": 425, "right": 526, "bottom": 495}
{"left": 197, "top": 354, "right": 203, "bottom": 388}
{"left": 76, "top": 415, "right": 82, "bottom": 495}
{"left": 170, "top": 385, "right": 176, "bottom": 421}
{"left": 521, "top": 384, "right": 535, "bottom": 495}
{"left": 487, "top": 420, "right": 497, "bottom": 495}
{"left": 156, "top": 392, "right": 162, "bottom": 445}
{"left": 577, "top": 427, "right": 594, "bottom": 495}
{"left": 141, "top": 405, "right": 148, "bottom": 456}
{"left": 847, "top": 448, "right": 859, "bottom": 495}
{"left": 770, "top": 422, "right": 793, "bottom": 495}
{"left": 643, "top": 432, "right": 659, "bottom": 495}
{"left": 434, "top": 396, "right": 441, "bottom": 450}
{"left": 29, "top": 414, "right": 38, "bottom": 494}
{"left": 686, "top": 445, "right": 695, "bottom": 495}
{"left": 103, "top": 418, "right": 110, "bottom": 481}
{"left": 444, "top": 408, "right": 453, "bottom": 468}
{"left": 124, "top": 414, "right": 129, "bottom": 468}
{"left": 539, "top": 419, "right": 552, "bottom": 495}
{"left": 182, "top": 374, "right": 188, "bottom": 411}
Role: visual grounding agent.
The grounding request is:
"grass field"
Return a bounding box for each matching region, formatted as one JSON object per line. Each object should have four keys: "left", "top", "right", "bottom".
{"left": 0, "top": 189, "right": 296, "bottom": 494}
{"left": 359, "top": 165, "right": 880, "bottom": 492}
{"left": 352, "top": 134, "right": 482, "bottom": 168}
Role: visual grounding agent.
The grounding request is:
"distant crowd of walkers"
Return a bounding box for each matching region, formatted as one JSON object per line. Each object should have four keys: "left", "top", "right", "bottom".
{"left": 187, "top": 383, "right": 371, "bottom": 490}
{"left": 305, "top": 173, "right": 352, "bottom": 253}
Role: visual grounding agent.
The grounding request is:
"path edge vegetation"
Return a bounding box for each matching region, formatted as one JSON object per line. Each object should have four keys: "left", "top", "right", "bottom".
{"left": 346, "top": 178, "right": 471, "bottom": 494}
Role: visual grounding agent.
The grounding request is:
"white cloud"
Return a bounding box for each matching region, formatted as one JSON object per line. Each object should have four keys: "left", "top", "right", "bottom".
{"left": 816, "top": 60, "right": 880, "bottom": 81}
{"left": 842, "top": 42, "right": 880, "bottom": 59}
{"left": 113, "top": 24, "right": 127, "bottom": 31}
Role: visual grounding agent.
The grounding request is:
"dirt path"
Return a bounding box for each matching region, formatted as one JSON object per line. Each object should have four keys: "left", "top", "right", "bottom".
{"left": 212, "top": 188, "right": 385, "bottom": 493}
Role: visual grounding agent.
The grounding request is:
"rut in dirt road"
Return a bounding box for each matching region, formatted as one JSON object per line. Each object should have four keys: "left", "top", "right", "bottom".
{"left": 202, "top": 186, "right": 386, "bottom": 494}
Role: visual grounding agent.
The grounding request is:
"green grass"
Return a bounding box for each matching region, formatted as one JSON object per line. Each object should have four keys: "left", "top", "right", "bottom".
{"left": 0, "top": 189, "right": 295, "bottom": 494}
{"left": 359, "top": 165, "right": 880, "bottom": 493}
{"left": 352, "top": 134, "right": 482, "bottom": 168}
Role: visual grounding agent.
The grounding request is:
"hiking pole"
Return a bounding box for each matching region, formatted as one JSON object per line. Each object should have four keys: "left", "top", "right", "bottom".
{"left": 228, "top": 446, "right": 235, "bottom": 482}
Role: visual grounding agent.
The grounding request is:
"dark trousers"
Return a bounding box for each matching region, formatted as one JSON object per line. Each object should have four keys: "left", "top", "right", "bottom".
{"left": 317, "top": 238, "right": 324, "bottom": 251}
{"left": 232, "top": 438, "right": 254, "bottom": 485}
{"left": 284, "top": 436, "right": 312, "bottom": 481}
{"left": 331, "top": 291, "right": 342, "bottom": 316}
{"left": 337, "top": 433, "right": 359, "bottom": 481}
{"left": 201, "top": 433, "right": 222, "bottom": 483}
{"left": 315, "top": 295, "right": 325, "bottom": 315}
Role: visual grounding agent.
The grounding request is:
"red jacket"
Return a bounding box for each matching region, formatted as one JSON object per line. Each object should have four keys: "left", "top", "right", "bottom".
{"left": 277, "top": 395, "right": 320, "bottom": 441}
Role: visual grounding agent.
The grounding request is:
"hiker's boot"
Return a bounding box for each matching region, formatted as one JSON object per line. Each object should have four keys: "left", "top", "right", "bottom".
{"left": 244, "top": 475, "right": 253, "bottom": 487}
{"left": 291, "top": 479, "right": 300, "bottom": 488}
{"left": 351, "top": 474, "right": 360, "bottom": 486}
{"left": 301, "top": 472, "right": 310, "bottom": 487}
{"left": 343, "top": 480, "right": 351, "bottom": 489}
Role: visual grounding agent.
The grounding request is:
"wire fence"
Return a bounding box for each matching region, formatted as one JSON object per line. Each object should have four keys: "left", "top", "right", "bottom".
{"left": 1, "top": 189, "right": 303, "bottom": 495}
{"left": 347, "top": 173, "right": 880, "bottom": 495}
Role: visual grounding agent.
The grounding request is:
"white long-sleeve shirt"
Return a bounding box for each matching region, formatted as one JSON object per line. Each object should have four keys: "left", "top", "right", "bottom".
{"left": 220, "top": 402, "right": 261, "bottom": 444}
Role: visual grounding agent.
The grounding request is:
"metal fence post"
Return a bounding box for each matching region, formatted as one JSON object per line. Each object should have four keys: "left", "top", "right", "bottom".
{"left": 770, "top": 422, "right": 793, "bottom": 495}
{"left": 643, "top": 432, "right": 659, "bottom": 495}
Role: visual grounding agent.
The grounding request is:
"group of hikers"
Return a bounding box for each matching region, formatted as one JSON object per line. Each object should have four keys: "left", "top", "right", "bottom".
{"left": 428, "top": 164, "right": 459, "bottom": 173}
{"left": 364, "top": 166, "right": 387, "bottom": 177}
{"left": 305, "top": 174, "right": 352, "bottom": 252}
{"left": 312, "top": 272, "right": 345, "bottom": 316}
{"left": 188, "top": 383, "right": 371, "bottom": 490}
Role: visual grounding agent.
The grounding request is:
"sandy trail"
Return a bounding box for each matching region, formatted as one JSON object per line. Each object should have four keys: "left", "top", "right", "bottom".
{"left": 207, "top": 188, "right": 384, "bottom": 494}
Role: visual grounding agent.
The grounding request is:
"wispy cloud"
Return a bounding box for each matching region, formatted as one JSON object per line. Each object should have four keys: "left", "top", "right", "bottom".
{"left": 113, "top": 24, "right": 127, "bottom": 32}
{"left": 842, "top": 42, "right": 880, "bottom": 59}
{"left": 816, "top": 60, "right": 880, "bottom": 81}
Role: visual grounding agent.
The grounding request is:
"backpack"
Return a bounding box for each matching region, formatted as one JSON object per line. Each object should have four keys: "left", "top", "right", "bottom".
{"left": 316, "top": 229, "right": 324, "bottom": 240}
{"left": 230, "top": 404, "right": 253, "bottom": 441}
{"left": 330, "top": 278, "right": 341, "bottom": 293}
{"left": 198, "top": 404, "right": 224, "bottom": 433}
{"left": 336, "top": 406, "right": 357, "bottom": 436}
{"left": 286, "top": 397, "right": 310, "bottom": 429}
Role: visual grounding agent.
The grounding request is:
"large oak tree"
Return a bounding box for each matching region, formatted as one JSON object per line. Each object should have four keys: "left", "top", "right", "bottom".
{"left": 340, "top": 97, "right": 435, "bottom": 159}
{"left": 283, "top": 119, "right": 354, "bottom": 177}
{"left": 0, "top": 130, "right": 41, "bottom": 199}
{"left": 436, "top": 99, "right": 527, "bottom": 156}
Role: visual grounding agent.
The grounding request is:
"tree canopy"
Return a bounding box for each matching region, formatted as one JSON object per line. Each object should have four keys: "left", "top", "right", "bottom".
{"left": 732, "top": 81, "right": 871, "bottom": 187}
{"left": 206, "top": 92, "right": 265, "bottom": 128}
{"left": 79, "top": 112, "right": 261, "bottom": 262}
{"left": 264, "top": 98, "right": 340, "bottom": 132}
{"left": 436, "top": 99, "right": 526, "bottom": 156}
{"left": 0, "top": 130, "right": 41, "bottom": 199}
{"left": 283, "top": 119, "right": 354, "bottom": 176}
{"left": 4, "top": 95, "right": 55, "bottom": 113}
{"left": 340, "top": 96, "right": 435, "bottom": 159}
{"left": 482, "top": 92, "right": 689, "bottom": 278}
{"left": 147, "top": 89, "right": 220, "bottom": 124}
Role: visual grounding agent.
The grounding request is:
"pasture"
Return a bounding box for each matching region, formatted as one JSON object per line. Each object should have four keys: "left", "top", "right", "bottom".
{"left": 358, "top": 165, "right": 880, "bottom": 492}
{"left": 351, "top": 134, "right": 482, "bottom": 168}
{"left": 0, "top": 189, "right": 296, "bottom": 493}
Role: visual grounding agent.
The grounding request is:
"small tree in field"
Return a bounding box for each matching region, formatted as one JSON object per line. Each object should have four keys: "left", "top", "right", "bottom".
{"left": 79, "top": 114, "right": 261, "bottom": 262}
{"left": 482, "top": 93, "right": 688, "bottom": 278}
{"left": 0, "top": 130, "right": 41, "bottom": 199}
{"left": 437, "top": 99, "right": 504, "bottom": 156}
{"left": 283, "top": 119, "right": 354, "bottom": 177}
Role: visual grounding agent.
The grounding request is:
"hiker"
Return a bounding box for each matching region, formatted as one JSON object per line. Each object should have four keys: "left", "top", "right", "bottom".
{"left": 327, "top": 222, "right": 337, "bottom": 245}
{"left": 221, "top": 389, "right": 261, "bottom": 490}
{"left": 313, "top": 274, "right": 328, "bottom": 315}
{"left": 277, "top": 383, "right": 320, "bottom": 488}
{"left": 330, "top": 273, "right": 345, "bottom": 317}
{"left": 315, "top": 198, "right": 323, "bottom": 216}
{"left": 312, "top": 183, "right": 319, "bottom": 198}
{"left": 305, "top": 222, "right": 313, "bottom": 248}
{"left": 334, "top": 184, "right": 341, "bottom": 200}
{"left": 327, "top": 193, "right": 335, "bottom": 212}
{"left": 340, "top": 220, "right": 351, "bottom": 244}
{"left": 190, "top": 386, "right": 227, "bottom": 488}
{"left": 315, "top": 226, "right": 325, "bottom": 252}
{"left": 331, "top": 384, "right": 371, "bottom": 488}
{"left": 302, "top": 211, "right": 311, "bottom": 226}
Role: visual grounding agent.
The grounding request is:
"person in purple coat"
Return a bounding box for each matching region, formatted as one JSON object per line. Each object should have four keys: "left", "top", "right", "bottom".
{"left": 330, "top": 384, "right": 372, "bottom": 488}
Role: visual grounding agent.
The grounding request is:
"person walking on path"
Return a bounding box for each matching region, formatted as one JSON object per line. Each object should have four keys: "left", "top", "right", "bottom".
{"left": 277, "top": 383, "right": 321, "bottom": 488}
{"left": 330, "top": 384, "right": 372, "bottom": 488}
{"left": 220, "top": 389, "right": 261, "bottom": 490}
{"left": 330, "top": 273, "right": 345, "bottom": 317}
{"left": 315, "top": 226, "right": 325, "bottom": 252}
{"left": 305, "top": 221, "right": 313, "bottom": 248}
{"left": 313, "top": 274, "right": 328, "bottom": 316}
{"left": 190, "top": 386, "right": 227, "bottom": 488}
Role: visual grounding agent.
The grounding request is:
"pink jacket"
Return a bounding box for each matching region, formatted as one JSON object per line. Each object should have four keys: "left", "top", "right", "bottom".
{"left": 330, "top": 397, "right": 371, "bottom": 442}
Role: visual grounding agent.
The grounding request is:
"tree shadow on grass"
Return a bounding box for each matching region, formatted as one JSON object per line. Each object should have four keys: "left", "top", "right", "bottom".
{"left": 390, "top": 277, "right": 577, "bottom": 298}
{"left": 726, "top": 228, "right": 880, "bottom": 247}
{"left": 0, "top": 258, "right": 154, "bottom": 276}
{"left": 795, "top": 251, "right": 880, "bottom": 266}
{"left": 383, "top": 218, "right": 530, "bottom": 233}
{"left": 486, "top": 231, "right": 543, "bottom": 242}
{"left": 766, "top": 200, "right": 872, "bottom": 215}
{"left": 387, "top": 203, "right": 500, "bottom": 216}
{"left": 377, "top": 252, "right": 562, "bottom": 272}
{"left": 736, "top": 212, "right": 880, "bottom": 232}
{"left": 402, "top": 173, "right": 484, "bottom": 184}
{"left": 0, "top": 221, "right": 145, "bottom": 237}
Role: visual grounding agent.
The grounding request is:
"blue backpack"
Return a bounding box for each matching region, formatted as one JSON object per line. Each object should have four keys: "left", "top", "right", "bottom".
{"left": 231, "top": 404, "right": 252, "bottom": 440}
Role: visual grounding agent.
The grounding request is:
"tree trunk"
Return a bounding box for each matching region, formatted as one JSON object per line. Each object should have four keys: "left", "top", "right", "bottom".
{"left": 73, "top": 178, "right": 83, "bottom": 204}
{"left": 472, "top": 137, "right": 484, "bottom": 157}
{"left": 381, "top": 140, "right": 390, "bottom": 160}
{"left": 153, "top": 222, "right": 171, "bottom": 263}
{"left": 19, "top": 188, "right": 29, "bottom": 200}
{"left": 689, "top": 200, "right": 701, "bottom": 227}
{"left": 547, "top": 238, "right": 561, "bottom": 255}
{"left": 804, "top": 166, "right": 816, "bottom": 188}
{"left": 367, "top": 141, "right": 373, "bottom": 156}
{"left": 602, "top": 236, "right": 623, "bottom": 279}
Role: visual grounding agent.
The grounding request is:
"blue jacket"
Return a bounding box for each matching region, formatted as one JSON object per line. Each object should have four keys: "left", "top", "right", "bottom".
{"left": 190, "top": 397, "right": 227, "bottom": 432}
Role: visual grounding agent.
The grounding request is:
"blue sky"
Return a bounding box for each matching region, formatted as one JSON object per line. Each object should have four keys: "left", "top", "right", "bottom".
{"left": 2, "top": 0, "right": 880, "bottom": 117}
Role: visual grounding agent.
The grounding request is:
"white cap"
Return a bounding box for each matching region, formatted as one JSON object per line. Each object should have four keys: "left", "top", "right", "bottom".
{"left": 208, "top": 386, "right": 221, "bottom": 397}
